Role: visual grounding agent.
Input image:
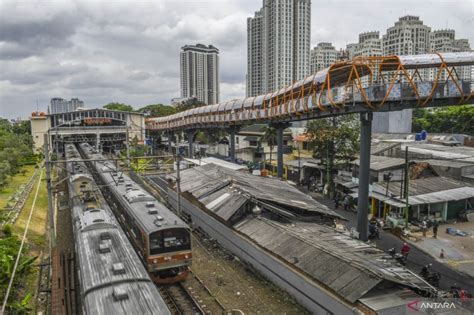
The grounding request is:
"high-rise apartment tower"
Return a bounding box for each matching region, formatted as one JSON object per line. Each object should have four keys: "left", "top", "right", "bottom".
{"left": 180, "top": 44, "right": 219, "bottom": 105}
{"left": 246, "top": 0, "right": 311, "bottom": 97}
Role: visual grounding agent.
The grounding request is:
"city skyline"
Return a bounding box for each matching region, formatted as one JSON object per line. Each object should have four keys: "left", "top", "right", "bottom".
{"left": 0, "top": 0, "right": 472, "bottom": 118}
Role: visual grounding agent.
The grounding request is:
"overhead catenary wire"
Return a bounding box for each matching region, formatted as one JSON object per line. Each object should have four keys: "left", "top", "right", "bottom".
{"left": 1, "top": 169, "right": 44, "bottom": 314}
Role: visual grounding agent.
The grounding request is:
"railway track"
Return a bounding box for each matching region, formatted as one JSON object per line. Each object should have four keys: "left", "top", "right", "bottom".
{"left": 159, "top": 281, "right": 206, "bottom": 315}
{"left": 51, "top": 249, "right": 76, "bottom": 315}
{"left": 134, "top": 173, "right": 228, "bottom": 314}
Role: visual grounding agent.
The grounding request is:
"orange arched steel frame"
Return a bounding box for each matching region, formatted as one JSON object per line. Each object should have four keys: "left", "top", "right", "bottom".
{"left": 147, "top": 52, "right": 474, "bottom": 131}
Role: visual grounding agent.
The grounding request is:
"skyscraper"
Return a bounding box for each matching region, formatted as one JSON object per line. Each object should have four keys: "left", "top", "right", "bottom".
{"left": 309, "top": 42, "right": 339, "bottom": 73}
{"left": 382, "top": 16, "right": 431, "bottom": 56}
{"left": 246, "top": 0, "right": 311, "bottom": 97}
{"left": 180, "top": 44, "right": 219, "bottom": 105}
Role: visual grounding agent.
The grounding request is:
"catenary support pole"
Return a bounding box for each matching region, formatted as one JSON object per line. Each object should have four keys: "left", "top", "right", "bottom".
{"left": 44, "top": 134, "right": 55, "bottom": 247}
{"left": 356, "top": 112, "right": 373, "bottom": 241}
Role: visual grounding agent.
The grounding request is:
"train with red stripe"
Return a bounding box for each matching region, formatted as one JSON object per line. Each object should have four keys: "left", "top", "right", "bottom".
{"left": 78, "top": 143, "right": 192, "bottom": 283}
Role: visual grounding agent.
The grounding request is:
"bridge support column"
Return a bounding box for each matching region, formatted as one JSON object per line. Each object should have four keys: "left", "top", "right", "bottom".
{"left": 167, "top": 132, "right": 174, "bottom": 154}
{"left": 229, "top": 127, "right": 240, "bottom": 163}
{"left": 356, "top": 112, "right": 373, "bottom": 242}
{"left": 273, "top": 123, "right": 289, "bottom": 179}
{"left": 96, "top": 133, "right": 100, "bottom": 152}
{"left": 185, "top": 130, "right": 197, "bottom": 158}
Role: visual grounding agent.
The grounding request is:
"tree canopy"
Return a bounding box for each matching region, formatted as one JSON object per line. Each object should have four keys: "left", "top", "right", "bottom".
{"left": 306, "top": 115, "right": 360, "bottom": 195}
{"left": 412, "top": 105, "right": 474, "bottom": 135}
{"left": 137, "top": 104, "right": 177, "bottom": 117}
{"left": 103, "top": 102, "right": 134, "bottom": 112}
{"left": 0, "top": 119, "right": 35, "bottom": 189}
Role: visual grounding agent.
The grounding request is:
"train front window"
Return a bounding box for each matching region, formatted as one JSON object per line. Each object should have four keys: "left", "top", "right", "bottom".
{"left": 149, "top": 228, "right": 190, "bottom": 255}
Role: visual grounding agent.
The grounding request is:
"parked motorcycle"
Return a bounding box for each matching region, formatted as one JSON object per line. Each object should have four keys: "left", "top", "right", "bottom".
{"left": 420, "top": 264, "right": 441, "bottom": 287}
{"left": 368, "top": 223, "right": 380, "bottom": 240}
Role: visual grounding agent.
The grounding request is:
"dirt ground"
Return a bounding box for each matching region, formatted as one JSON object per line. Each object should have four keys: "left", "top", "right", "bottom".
{"left": 190, "top": 233, "right": 310, "bottom": 315}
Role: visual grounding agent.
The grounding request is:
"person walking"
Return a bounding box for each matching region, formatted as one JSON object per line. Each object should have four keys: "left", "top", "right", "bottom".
{"left": 334, "top": 195, "right": 340, "bottom": 209}
{"left": 401, "top": 242, "right": 411, "bottom": 261}
{"left": 343, "top": 195, "right": 350, "bottom": 211}
{"left": 421, "top": 220, "right": 428, "bottom": 237}
{"left": 433, "top": 220, "right": 439, "bottom": 239}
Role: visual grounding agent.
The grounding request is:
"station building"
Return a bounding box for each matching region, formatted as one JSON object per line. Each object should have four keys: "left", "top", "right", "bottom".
{"left": 30, "top": 108, "right": 145, "bottom": 153}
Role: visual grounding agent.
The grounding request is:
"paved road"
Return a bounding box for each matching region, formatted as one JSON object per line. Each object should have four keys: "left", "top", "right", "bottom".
{"left": 300, "top": 188, "right": 474, "bottom": 293}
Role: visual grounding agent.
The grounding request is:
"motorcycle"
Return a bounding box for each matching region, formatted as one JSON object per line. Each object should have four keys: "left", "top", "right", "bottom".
{"left": 368, "top": 224, "right": 380, "bottom": 239}
{"left": 420, "top": 265, "right": 441, "bottom": 287}
{"left": 388, "top": 247, "right": 406, "bottom": 265}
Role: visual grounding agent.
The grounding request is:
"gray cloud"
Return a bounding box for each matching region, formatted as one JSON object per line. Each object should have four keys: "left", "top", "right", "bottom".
{"left": 0, "top": 0, "right": 472, "bottom": 119}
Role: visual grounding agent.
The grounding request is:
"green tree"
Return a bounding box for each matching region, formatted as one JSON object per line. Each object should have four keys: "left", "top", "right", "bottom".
{"left": 412, "top": 105, "right": 474, "bottom": 135}
{"left": 103, "top": 102, "right": 134, "bottom": 112}
{"left": 260, "top": 125, "right": 277, "bottom": 168}
{"left": 175, "top": 98, "right": 206, "bottom": 112}
{"left": 137, "top": 104, "right": 176, "bottom": 117}
{"left": 306, "top": 115, "right": 360, "bottom": 196}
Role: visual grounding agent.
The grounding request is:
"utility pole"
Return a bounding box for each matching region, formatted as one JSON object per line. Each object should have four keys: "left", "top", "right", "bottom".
{"left": 404, "top": 146, "right": 409, "bottom": 228}
{"left": 356, "top": 112, "right": 372, "bottom": 242}
{"left": 126, "top": 127, "right": 131, "bottom": 168}
{"left": 43, "top": 134, "right": 55, "bottom": 249}
{"left": 176, "top": 134, "right": 182, "bottom": 216}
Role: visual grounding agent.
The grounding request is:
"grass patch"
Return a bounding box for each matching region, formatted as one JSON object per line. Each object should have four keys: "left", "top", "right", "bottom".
{"left": 11, "top": 169, "right": 48, "bottom": 311}
{"left": 0, "top": 165, "right": 36, "bottom": 210}
{"left": 12, "top": 169, "right": 48, "bottom": 250}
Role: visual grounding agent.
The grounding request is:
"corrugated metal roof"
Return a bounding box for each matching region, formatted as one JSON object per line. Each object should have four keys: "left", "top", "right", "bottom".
{"left": 402, "top": 143, "right": 474, "bottom": 162}
{"left": 353, "top": 155, "right": 406, "bottom": 171}
{"left": 421, "top": 159, "right": 474, "bottom": 168}
{"left": 235, "top": 216, "right": 432, "bottom": 303}
{"left": 183, "top": 157, "right": 247, "bottom": 171}
{"left": 172, "top": 164, "right": 344, "bottom": 220}
{"left": 376, "top": 176, "right": 470, "bottom": 197}
{"left": 384, "top": 187, "right": 474, "bottom": 207}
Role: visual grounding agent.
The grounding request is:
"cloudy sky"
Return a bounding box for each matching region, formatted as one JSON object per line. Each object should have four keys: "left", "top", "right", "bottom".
{"left": 0, "top": 0, "right": 472, "bottom": 119}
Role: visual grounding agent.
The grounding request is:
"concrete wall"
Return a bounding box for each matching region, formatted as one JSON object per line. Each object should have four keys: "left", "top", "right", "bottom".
{"left": 372, "top": 109, "right": 412, "bottom": 134}
{"left": 127, "top": 112, "right": 145, "bottom": 141}
{"left": 167, "top": 189, "right": 356, "bottom": 315}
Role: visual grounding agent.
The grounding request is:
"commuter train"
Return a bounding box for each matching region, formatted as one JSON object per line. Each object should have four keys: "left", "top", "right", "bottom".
{"left": 78, "top": 143, "right": 192, "bottom": 283}
{"left": 64, "top": 144, "right": 170, "bottom": 314}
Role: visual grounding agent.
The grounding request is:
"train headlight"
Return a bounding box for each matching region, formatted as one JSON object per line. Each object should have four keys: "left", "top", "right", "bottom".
{"left": 185, "top": 255, "right": 189, "bottom": 259}
{"left": 153, "top": 259, "right": 157, "bottom": 264}
{"left": 165, "top": 256, "right": 171, "bottom": 261}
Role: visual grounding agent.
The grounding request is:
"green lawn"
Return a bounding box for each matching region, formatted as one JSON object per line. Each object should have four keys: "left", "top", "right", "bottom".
{"left": 11, "top": 168, "right": 48, "bottom": 311}
{"left": 0, "top": 165, "right": 37, "bottom": 210}
{"left": 13, "top": 169, "right": 48, "bottom": 249}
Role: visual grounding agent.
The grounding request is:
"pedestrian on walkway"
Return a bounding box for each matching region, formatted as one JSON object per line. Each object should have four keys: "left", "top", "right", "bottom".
{"left": 343, "top": 195, "right": 350, "bottom": 211}
{"left": 421, "top": 220, "right": 428, "bottom": 237}
{"left": 433, "top": 220, "right": 439, "bottom": 239}
{"left": 401, "top": 242, "right": 411, "bottom": 260}
{"left": 334, "top": 195, "right": 340, "bottom": 209}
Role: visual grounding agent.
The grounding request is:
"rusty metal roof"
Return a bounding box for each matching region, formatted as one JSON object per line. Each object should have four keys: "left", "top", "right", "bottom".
{"left": 235, "top": 216, "right": 433, "bottom": 303}
{"left": 172, "top": 163, "right": 344, "bottom": 221}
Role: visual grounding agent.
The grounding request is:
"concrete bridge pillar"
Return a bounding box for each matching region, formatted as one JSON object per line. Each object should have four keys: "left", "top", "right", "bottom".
{"left": 185, "top": 129, "right": 198, "bottom": 158}
{"left": 96, "top": 133, "right": 100, "bottom": 152}
{"left": 167, "top": 132, "right": 174, "bottom": 154}
{"left": 272, "top": 123, "right": 289, "bottom": 179}
{"left": 229, "top": 127, "right": 240, "bottom": 163}
{"left": 356, "top": 112, "right": 373, "bottom": 242}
